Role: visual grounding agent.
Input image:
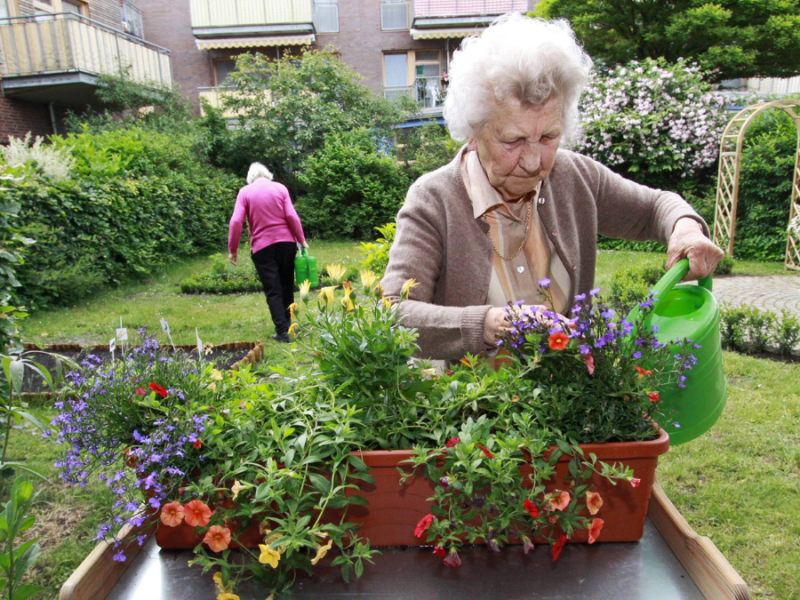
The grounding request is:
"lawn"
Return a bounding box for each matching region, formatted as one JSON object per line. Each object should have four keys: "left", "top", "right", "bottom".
{"left": 13, "top": 247, "right": 800, "bottom": 599}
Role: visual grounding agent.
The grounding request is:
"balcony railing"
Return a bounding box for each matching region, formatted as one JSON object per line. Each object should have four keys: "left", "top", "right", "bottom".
{"left": 0, "top": 13, "right": 171, "bottom": 87}
{"left": 413, "top": 0, "right": 528, "bottom": 17}
{"left": 384, "top": 85, "right": 412, "bottom": 103}
{"left": 746, "top": 76, "right": 800, "bottom": 95}
{"left": 384, "top": 77, "right": 446, "bottom": 113}
{"left": 190, "top": 0, "right": 313, "bottom": 29}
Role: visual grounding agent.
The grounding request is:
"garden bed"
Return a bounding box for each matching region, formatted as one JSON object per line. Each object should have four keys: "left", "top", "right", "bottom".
{"left": 15, "top": 341, "right": 264, "bottom": 396}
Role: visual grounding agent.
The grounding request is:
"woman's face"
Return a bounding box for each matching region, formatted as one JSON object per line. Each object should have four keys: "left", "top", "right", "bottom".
{"left": 468, "top": 95, "right": 563, "bottom": 201}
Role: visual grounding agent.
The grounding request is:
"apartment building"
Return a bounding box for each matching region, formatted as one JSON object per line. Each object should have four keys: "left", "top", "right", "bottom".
{"left": 0, "top": 0, "right": 171, "bottom": 139}
{"left": 136, "top": 0, "right": 534, "bottom": 120}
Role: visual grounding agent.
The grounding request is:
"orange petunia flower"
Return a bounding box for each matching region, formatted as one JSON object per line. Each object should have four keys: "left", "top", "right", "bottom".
{"left": 203, "top": 525, "right": 231, "bottom": 553}
{"left": 648, "top": 391, "right": 660, "bottom": 403}
{"left": 184, "top": 499, "right": 213, "bottom": 528}
{"left": 634, "top": 366, "right": 653, "bottom": 378}
{"left": 586, "top": 491, "right": 603, "bottom": 516}
{"left": 588, "top": 518, "right": 604, "bottom": 544}
{"left": 160, "top": 501, "right": 184, "bottom": 528}
{"left": 549, "top": 490, "right": 571, "bottom": 512}
{"left": 548, "top": 331, "right": 569, "bottom": 351}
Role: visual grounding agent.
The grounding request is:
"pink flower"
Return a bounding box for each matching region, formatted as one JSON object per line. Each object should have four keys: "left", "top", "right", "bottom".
{"left": 134, "top": 387, "right": 146, "bottom": 396}
{"left": 549, "top": 491, "right": 571, "bottom": 512}
{"left": 160, "top": 501, "right": 184, "bottom": 527}
{"left": 522, "top": 536, "right": 534, "bottom": 554}
{"left": 476, "top": 443, "right": 494, "bottom": 458}
{"left": 446, "top": 437, "right": 460, "bottom": 448}
{"left": 630, "top": 478, "right": 641, "bottom": 488}
{"left": 443, "top": 548, "right": 461, "bottom": 567}
{"left": 552, "top": 534, "right": 567, "bottom": 561}
{"left": 588, "top": 518, "right": 604, "bottom": 544}
{"left": 582, "top": 353, "right": 595, "bottom": 375}
{"left": 432, "top": 546, "right": 446, "bottom": 557}
{"left": 184, "top": 500, "right": 212, "bottom": 528}
{"left": 523, "top": 499, "right": 539, "bottom": 518}
{"left": 203, "top": 525, "right": 231, "bottom": 553}
{"left": 586, "top": 491, "right": 603, "bottom": 516}
{"left": 414, "top": 514, "right": 434, "bottom": 538}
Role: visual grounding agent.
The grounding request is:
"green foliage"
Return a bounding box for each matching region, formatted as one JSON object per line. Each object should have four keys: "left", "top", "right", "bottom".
{"left": 358, "top": 223, "right": 396, "bottom": 278}
{"left": 714, "top": 254, "right": 734, "bottom": 275}
{"left": 533, "top": 0, "right": 800, "bottom": 81}
{"left": 398, "top": 121, "right": 461, "bottom": 181}
{"left": 774, "top": 309, "right": 800, "bottom": 356}
{"left": 207, "top": 49, "right": 416, "bottom": 196}
{"left": 720, "top": 302, "right": 798, "bottom": 356}
{"left": 744, "top": 305, "right": 776, "bottom": 354}
{"left": 733, "top": 109, "right": 797, "bottom": 262}
{"left": 181, "top": 252, "right": 263, "bottom": 295}
{"left": 608, "top": 263, "right": 664, "bottom": 311}
{"left": 297, "top": 128, "right": 410, "bottom": 239}
{"left": 720, "top": 303, "right": 748, "bottom": 351}
{"left": 0, "top": 477, "right": 42, "bottom": 600}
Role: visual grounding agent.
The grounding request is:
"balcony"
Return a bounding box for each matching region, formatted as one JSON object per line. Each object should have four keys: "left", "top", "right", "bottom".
{"left": 411, "top": 0, "right": 530, "bottom": 36}
{"left": 190, "top": 0, "right": 314, "bottom": 47}
{"left": 0, "top": 13, "right": 172, "bottom": 107}
{"left": 384, "top": 76, "right": 446, "bottom": 116}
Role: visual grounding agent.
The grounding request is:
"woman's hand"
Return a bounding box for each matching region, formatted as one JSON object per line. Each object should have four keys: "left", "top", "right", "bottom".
{"left": 666, "top": 218, "right": 724, "bottom": 280}
{"left": 483, "top": 307, "right": 509, "bottom": 347}
{"left": 302, "top": 241, "right": 309, "bottom": 249}
{"left": 229, "top": 252, "right": 237, "bottom": 266}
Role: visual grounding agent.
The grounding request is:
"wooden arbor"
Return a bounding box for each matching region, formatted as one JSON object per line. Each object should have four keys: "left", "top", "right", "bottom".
{"left": 712, "top": 99, "right": 800, "bottom": 271}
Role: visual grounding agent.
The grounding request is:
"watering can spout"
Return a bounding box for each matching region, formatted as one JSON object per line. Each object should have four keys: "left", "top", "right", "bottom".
{"left": 636, "top": 259, "right": 726, "bottom": 445}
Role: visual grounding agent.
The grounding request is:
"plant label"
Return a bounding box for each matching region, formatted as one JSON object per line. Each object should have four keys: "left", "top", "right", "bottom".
{"left": 116, "top": 328, "right": 128, "bottom": 341}
{"left": 160, "top": 318, "right": 170, "bottom": 334}
{"left": 109, "top": 338, "right": 116, "bottom": 353}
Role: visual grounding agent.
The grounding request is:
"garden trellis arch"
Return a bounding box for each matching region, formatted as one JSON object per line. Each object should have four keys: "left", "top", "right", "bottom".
{"left": 712, "top": 98, "right": 800, "bottom": 271}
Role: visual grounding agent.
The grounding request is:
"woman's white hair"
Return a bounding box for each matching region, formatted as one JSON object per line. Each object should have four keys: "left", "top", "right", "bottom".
{"left": 246, "top": 162, "right": 273, "bottom": 184}
{"left": 443, "top": 15, "right": 592, "bottom": 144}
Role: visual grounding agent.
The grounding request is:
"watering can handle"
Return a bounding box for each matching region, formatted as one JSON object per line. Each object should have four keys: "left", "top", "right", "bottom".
{"left": 652, "top": 258, "right": 713, "bottom": 299}
{"left": 300, "top": 248, "right": 308, "bottom": 258}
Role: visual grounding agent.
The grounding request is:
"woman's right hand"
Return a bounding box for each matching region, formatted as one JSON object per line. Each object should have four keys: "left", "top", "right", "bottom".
{"left": 483, "top": 307, "right": 508, "bottom": 346}
{"left": 302, "top": 241, "right": 309, "bottom": 249}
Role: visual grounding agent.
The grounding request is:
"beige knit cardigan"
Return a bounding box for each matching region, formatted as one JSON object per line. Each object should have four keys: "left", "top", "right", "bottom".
{"left": 382, "top": 147, "right": 708, "bottom": 360}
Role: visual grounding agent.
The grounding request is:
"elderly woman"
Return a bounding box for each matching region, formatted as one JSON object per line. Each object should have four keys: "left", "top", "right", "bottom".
{"left": 229, "top": 162, "right": 308, "bottom": 343}
{"left": 382, "top": 15, "right": 723, "bottom": 360}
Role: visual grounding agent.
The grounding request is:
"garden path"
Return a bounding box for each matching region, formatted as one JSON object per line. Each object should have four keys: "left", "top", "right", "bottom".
{"left": 713, "top": 273, "right": 800, "bottom": 317}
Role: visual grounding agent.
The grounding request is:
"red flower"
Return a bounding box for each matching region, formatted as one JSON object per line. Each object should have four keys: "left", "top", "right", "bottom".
{"left": 634, "top": 366, "right": 653, "bottom": 377}
{"left": 414, "top": 514, "right": 434, "bottom": 538}
{"left": 523, "top": 499, "right": 539, "bottom": 518}
{"left": 446, "top": 437, "right": 460, "bottom": 448}
{"left": 446, "top": 370, "right": 454, "bottom": 376}
{"left": 460, "top": 357, "right": 473, "bottom": 367}
{"left": 134, "top": 387, "right": 146, "bottom": 396}
{"left": 193, "top": 439, "right": 202, "bottom": 450}
{"left": 588, "top": 518, "right": 604, "bottom": 544}
{"left": 476, "top": 443, "right": 494, "bottom": 458}
{"left": 552, "top": 534, "right": 567, "bottom": 561}
{"left": 432, "top": 546, "right": 446, "bottom": 557}
{"left": 582, "top": 353, "right": 595, "bottom": 375}
{"left": 548, "top": 331, "right": 569, "bottom": 351}
{"left": 148, "top": 383, "right": 167, "bottom": 398}
{"left": 630, "top": 478, "right": 641, "bottom": 488}
{"left": 648, "top": 391, "right": 659, "bottom": 403}
{"left": 443, "top": 548, "right": 461, "bottom": 567}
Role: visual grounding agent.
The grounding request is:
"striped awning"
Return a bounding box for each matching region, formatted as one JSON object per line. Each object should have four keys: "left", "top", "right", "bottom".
{"left": 410, "top": 27, "right": 484, "bottom": 39}
{"left": 196, "top": 34, "right": 315, "bottom": 50}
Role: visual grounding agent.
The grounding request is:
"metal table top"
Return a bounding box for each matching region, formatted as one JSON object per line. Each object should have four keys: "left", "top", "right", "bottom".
{"left": 106, "top": 518, "right": 705, "bottom": 600}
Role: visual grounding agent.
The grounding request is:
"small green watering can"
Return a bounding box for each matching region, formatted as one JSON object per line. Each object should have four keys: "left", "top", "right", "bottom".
{"left": 635, "top": 258, "right": 727, "bottom": 445}
{"left": 294, "top": 248, "right": 318, "bottom": 288}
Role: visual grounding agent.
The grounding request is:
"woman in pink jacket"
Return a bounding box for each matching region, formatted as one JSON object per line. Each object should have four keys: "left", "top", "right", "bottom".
{"left": 228, "top": 163, "right": 308, "bottom": 343}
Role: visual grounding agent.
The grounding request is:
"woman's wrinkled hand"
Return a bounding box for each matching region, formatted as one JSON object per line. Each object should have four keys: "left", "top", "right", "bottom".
{"left": 483, "top": 307, "right": 509, "bottom": 347}
{"left": 229, "top": 252, "right": 237, "bottom": 266}
{"left": 666, "top": 218, "right": 724, "bottom": 280}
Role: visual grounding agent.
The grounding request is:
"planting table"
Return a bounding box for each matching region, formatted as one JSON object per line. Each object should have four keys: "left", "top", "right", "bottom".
{"left": 60, "top": 481, "right": 749, "bottom": 600}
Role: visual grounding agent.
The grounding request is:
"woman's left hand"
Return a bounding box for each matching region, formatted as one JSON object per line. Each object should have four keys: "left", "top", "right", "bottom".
{"left": 229, "top": 252, "right": 237, "bottom": 266}
{"left": 666, "top": 218, "right": 724, "bottom": 280}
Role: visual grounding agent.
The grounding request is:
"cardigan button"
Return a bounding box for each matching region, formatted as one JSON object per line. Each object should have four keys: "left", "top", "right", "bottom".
{"left": 572, "top": 265, "right": 577, "bottom": 271}
{"left": 538, "top": 197, "right": 545, "bottom": 205}
{"left": 551, "top": 230, "right": 558, "bottom": 236}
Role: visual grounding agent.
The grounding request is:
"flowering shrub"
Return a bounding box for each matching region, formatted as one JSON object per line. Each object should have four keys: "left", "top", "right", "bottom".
{"left": 576, "top": 58, "right": 727, "bottom": 193}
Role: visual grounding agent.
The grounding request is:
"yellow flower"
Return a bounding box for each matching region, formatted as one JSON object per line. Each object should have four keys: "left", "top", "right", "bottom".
{"left": 217, "top": 594, "right": 240, "bottom": 600}
{"left": 342, "top": 280, "right": 353, "bottom": 297}
{"left": 213, "top": 572, "right": 234, "bottom": 595}
{"left": 318, "top": 286, "right": 337, "bottom": 306}
{"left": 211, "top": 369, "right": 223, "bottom": 381}
{"left": 401, "top": 278, "right": 420, "bottom": 298}
{"left": 310, "top": 539, "right": 333, "bottom": 566}
{"left": 359, "top": 270, "right": 378, "bottom": 290}
{"left": 259, "top": 544, "right": 281, "bottom": 569}
{"left": 208, "top": 382, "right": 216, "bottom": 392}
{"left": 420, "top": 368, "right": 439, "bottom": 379}
{"left": 289, "top": 303, "right": 298, "bottom": 320}
{"left": 231, "top": 480, "right": 244, "bottom": 501}
{"left": 341, "top": 297, "right": 355, "bottom": 312}
{"left": 325, "top": 264, "right": 347, "bottom": 283}
{"left": 381, "top": 297, "right": 393, "bottom": 310}
{"left": 288, "top": 323, "right": 299, "bottom": 336}
{"left": 299, "top": 279, "right": 312, "bottom": 298}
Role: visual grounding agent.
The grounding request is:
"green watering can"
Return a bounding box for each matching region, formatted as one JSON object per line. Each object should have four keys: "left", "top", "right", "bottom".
{"left": 294, "top": 248, "right": 318, "bottom": 288}
{"left": 635, "top": 258, "right": 727, "bottom": 445}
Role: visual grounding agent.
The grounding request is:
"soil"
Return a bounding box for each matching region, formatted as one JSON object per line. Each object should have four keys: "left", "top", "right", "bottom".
{"left": 15, "top": 347, "right": 252, "bottom": 394}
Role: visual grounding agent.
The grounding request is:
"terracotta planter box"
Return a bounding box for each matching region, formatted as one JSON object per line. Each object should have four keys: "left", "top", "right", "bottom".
{"left": 156, "top": 429, "right": 669, "bottom": 549}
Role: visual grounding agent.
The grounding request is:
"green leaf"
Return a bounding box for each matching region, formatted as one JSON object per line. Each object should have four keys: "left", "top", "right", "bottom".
{"left": 347, "top": 495, "right": 369, "bottom": 506}
{"left": 11, "top": 583, "right": 44, "bottom": 600}
{"left": 8, "top": 359, "right": 23, "bottom": 396}
{"left": 307, "top": 473, "right": 331, "bottom": 496}
{"left": 13, "top": 542, "right": 41, "bottom": 582}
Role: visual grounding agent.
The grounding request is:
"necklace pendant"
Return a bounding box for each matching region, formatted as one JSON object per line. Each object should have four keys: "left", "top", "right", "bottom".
{"left": 517, "top": 266, "right": 525, "bottom": 274}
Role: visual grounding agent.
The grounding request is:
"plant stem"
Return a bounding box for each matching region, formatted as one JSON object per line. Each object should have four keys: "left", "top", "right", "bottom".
{"left": 1, "top": 383, "right": 14, "bottom": 466}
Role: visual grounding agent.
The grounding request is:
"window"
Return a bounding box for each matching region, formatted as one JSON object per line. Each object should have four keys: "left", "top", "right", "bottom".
{"left": 383, "top": 53, "right": 409, "bottom": 101}
{"left": 384, "top": 50, "right": 444, "bottom": 109}
{"left": 313, "top": 0, "right": 338, "bottom": 33}
{"left": 33, "top": 0, "right": 85, "bottom": 15}
{"left": 381, "top": 0, "right": 409, "bottom": 31}
{"left": 214, "top": 59, "right": 237, "bottom": 87}
{"left": 62, "top": 0, "right": 83, "bottom": 14}
{"left": 0, "top": 0, "right": 10, "bottom": 19}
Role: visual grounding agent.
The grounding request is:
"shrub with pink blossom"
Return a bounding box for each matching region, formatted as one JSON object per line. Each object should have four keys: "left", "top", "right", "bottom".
{"left": 576, "top": 58, "right": 727, "bottom": 194}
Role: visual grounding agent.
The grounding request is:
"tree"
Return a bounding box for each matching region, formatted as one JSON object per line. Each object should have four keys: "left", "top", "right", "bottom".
{"left": 215, "top": 48, "right": 417, "bottom": 197}
{"left": 530, "top": 0, "right": 800, "bottom": 81}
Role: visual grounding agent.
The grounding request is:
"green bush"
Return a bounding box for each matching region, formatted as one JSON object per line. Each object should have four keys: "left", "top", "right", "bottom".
{"left": 714, "top": 254, "right": 734, "bottom": 275}
{"left": 358, "top": 222, "right": 395, "bottom": 278}
{"left": 181, "top": 251, "right": 263, "bottom": 295}
{"left": 774, "top": 309, "right": 800, "bottom": 356}
{"left": 297, "top": 128, "right": 410, "bottom": 239}
{"left": 744, "top": 305, "right": 776, "bottom": 354}
{"left": 608, "top": 263, "right": 664, "bottom": 311}
{"left": 399, "top": 121, "right": 461, "bottom": 181}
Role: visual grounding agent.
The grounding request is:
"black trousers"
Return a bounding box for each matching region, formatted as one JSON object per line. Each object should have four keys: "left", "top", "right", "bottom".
{"left": 251, "top": 242, "right": 297, "bottom": 336}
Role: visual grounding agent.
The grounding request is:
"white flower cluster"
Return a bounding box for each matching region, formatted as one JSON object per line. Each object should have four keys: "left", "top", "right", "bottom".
{"left": 576, "top": 59, "right": 727, "bottom": 183}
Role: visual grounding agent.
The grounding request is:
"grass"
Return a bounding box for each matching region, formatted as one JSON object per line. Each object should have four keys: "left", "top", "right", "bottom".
{"left": 12, "top": 247, "right": 799, "bottom": 598}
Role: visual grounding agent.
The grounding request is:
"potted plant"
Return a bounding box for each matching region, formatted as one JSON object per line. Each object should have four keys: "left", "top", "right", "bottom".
{"left": 49, "top": 275, "right": 695, "bottom": 598}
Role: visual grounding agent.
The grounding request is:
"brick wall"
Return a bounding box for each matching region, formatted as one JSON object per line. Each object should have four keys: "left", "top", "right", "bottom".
{"left": 0, "top": 92, "right": 53, "bottom": 141}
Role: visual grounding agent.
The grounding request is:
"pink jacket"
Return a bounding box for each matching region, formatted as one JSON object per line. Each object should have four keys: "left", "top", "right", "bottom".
{"left": 228, "top": 179, "right": 306, "bottom": 255}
